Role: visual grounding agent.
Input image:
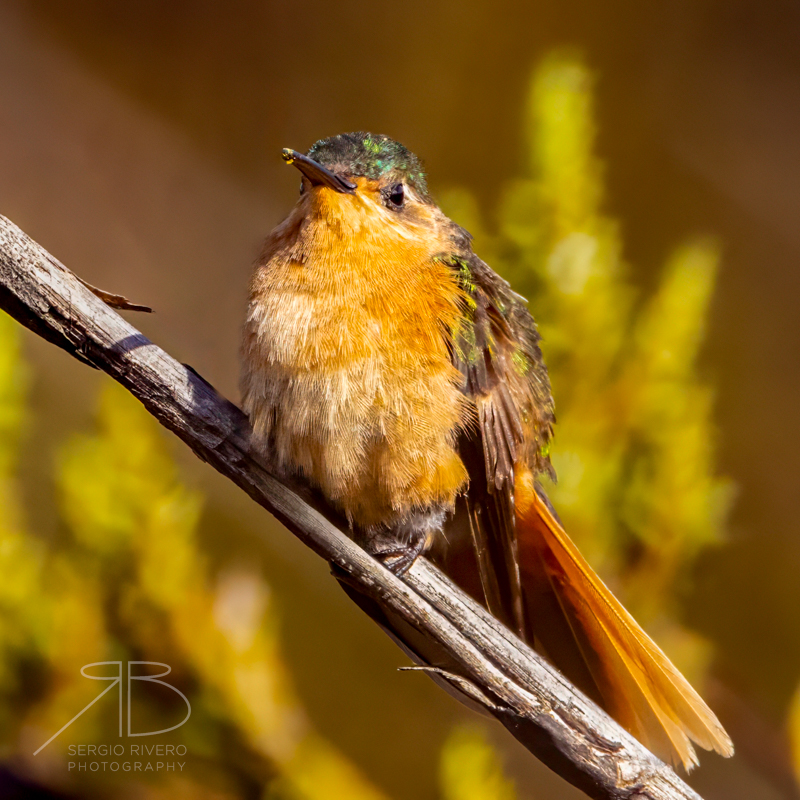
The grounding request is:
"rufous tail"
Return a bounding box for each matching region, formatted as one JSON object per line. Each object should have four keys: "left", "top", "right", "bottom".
{"left": 515, "top": 470, "right": 733, "bottom": 770}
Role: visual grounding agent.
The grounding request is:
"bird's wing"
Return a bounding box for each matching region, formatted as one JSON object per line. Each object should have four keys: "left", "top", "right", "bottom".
{"left": 434, "top": 246, "right": 554, "bottom": 638}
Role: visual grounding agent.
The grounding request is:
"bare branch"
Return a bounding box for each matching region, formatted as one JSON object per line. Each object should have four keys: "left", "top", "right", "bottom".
{"left": 0, "top": 214, "right": 705, "bottom": 800}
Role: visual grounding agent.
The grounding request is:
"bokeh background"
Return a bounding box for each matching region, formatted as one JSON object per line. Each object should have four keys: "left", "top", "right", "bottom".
{"left": 1, "top": 1, "right": 799, "bottom": 798}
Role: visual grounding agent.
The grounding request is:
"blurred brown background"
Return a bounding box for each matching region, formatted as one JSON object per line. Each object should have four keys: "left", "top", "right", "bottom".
{"left": 1, "top": 1, "right": 799, "bottom": 798}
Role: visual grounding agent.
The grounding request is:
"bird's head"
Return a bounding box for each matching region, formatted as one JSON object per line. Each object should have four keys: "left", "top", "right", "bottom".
{"left": 281, "top": 132, "right": 439, "bottom": 235}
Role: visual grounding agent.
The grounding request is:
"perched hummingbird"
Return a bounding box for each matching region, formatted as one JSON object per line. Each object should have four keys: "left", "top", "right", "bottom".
{"left": 240, "top": 132, "right": 733, "bottom": 770}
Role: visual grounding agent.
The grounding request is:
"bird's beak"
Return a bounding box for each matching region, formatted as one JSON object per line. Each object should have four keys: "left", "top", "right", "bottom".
{"left": 282, "top": 149, "right": 357, "bottom": 194}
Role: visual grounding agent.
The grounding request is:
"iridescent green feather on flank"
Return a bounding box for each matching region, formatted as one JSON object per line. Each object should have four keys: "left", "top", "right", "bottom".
{"left": 434, "top": 237, "right": 555, "bottom": 485}
{"left": 511, "top": 348, "right": 531, "bottom": 376}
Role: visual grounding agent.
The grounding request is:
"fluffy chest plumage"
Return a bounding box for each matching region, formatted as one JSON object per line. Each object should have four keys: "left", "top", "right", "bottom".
{"left": 241, "top": 194, "right": 471, "bottom": 528}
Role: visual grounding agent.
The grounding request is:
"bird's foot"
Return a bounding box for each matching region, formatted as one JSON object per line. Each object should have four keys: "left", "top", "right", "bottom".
{"left": 362, "top": 508, "right": 445, "bottom": 576}
{"left": 365, "top": 530, "right": 429, "bottom": 576}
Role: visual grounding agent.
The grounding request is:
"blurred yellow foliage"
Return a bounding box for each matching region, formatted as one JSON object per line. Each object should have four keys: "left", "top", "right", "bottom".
{"left": 789, "top": 685, "right": 800, "bottom": 783}
{"left": 439, "top": 726, "right": 517, "bottom": 800}
{"left": 441, "top": 54, "right": 732, "bottom": 687}
{"left": 0, "top": 314, "right": 46, "bottom": 704}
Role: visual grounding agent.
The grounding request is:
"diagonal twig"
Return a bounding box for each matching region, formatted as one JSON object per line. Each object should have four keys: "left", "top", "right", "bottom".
{"left": 0, "top": 214, "right": 705, "bottom": 800}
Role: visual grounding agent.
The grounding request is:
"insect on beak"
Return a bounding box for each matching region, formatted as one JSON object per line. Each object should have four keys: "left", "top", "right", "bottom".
{"left": 282, "top": 149, "right": 357, "bottom": 194}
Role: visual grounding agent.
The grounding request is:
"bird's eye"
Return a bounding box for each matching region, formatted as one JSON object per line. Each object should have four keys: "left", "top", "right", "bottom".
{"left": 385, "top": 183, "right": 405, "bottom": 209}
{"left": 299, "top": 181, "right": 305, "bottom": 196}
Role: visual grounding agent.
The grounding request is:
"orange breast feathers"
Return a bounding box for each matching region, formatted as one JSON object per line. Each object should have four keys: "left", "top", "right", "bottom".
{"left": 241, "top": 181, "right": 472, "bottom": 528}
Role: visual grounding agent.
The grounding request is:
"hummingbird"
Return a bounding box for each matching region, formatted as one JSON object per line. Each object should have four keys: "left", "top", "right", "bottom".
{"left": 240, "top": 132, "right": 733, "bottom": 770}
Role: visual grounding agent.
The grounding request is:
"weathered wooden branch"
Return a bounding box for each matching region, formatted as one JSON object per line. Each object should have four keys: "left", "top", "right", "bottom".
{"left": 0, "top": 214, "right": 704, "bottom": 800}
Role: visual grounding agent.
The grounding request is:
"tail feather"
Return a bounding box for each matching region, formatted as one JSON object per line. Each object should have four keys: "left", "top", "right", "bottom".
{"left": 515, "top": 471, "right": 733, "bottom": 770}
